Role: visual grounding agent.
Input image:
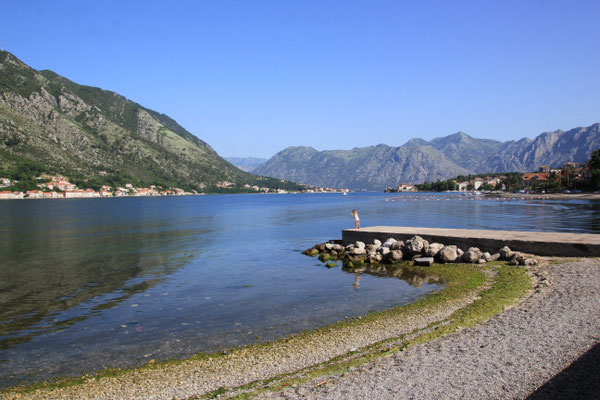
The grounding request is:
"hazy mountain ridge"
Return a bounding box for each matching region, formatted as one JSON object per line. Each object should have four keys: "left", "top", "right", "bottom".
{"left": 256, "top": 142, "right": 472, "bottom": 190}
{"left": 225, "top": 157, "right": 267, "bottom": 172}
{"left": 0, "top": 51, "right": 298, "bottom": 191}
{"left": 255, "top": 124, "right": 600, "bottom": 190}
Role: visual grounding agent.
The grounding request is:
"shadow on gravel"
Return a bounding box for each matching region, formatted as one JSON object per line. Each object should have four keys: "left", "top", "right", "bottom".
{"left": 526, "top": 342, "right": 600, "bottom": 400}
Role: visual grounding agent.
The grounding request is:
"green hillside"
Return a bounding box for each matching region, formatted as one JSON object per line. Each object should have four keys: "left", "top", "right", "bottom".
{"left": 0, "top": 51, "right": 302, "bottom": 193}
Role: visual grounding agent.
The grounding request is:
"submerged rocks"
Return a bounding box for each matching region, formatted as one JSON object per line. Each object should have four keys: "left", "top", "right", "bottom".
{"left": 302, "top": 247, "right": 320, "bottom": 256}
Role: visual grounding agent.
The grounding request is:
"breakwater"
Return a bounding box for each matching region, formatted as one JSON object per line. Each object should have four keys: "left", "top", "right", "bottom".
{"left": 342, "top": 226, "right": 600, "bottom": 257}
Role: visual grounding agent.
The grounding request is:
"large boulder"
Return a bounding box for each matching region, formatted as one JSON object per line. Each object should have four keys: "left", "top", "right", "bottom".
{"left": 404, "top": 236, "right": 429, "bottom": 256}
{"left": 382, "top": 238, "right": 397, "bottom": 248}
{"left": 365, "top": 244, "right": 379, "bottom": 255}
{"left": 426, "top": 243, "right": 444, "bottom": 257}
{"left": 436, "top": 245, "right": 459, "bottom": 263}
{"left": 390, "top": 240, "right": 405, "bottom": 250}
{"left": 373, "top": 239, "right": 382, "bottom": 247}
{"left": 355, "top": 241, "right": 366, "bottom": 249}
{"left": 350, "top": 247, "right": 366, "bottom": 256}
{"left": 385, "top": 250, "right": 404, "bottom": 263}
{"left": 378, "top": 247, "right": 390, "bottom": 256}
{"left": 499, "top": 246, "right": 513, "bottom": 260}
{"left": 463, "top": 247, "right": 483, "bottom": 263}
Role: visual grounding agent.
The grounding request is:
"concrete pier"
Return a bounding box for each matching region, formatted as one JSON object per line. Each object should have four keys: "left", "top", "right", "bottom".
{"left": 342, "top": 226, "right": 600, "bottom": 257}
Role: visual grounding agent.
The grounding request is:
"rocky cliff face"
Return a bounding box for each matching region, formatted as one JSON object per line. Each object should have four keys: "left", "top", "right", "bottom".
{"left": 485, "top": 125, "right": 600, "bottom": 172}
{"left": 0, "top": 51, "right": 291, "bottom": 190}
{"left": 255, "top": 125, "right": 600, "bottom": 190}
{"left": 429, "top": 132, "right": 503, "bottom": 172}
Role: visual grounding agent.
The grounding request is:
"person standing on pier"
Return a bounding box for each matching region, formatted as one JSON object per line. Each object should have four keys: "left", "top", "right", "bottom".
{"left": 352, "top": 209, "right": 360, "bottom": 229}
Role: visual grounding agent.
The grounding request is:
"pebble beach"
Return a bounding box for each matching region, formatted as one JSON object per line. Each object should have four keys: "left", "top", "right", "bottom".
{"left": 259, "top": 258, "right": 600, "bottom": 400}
{"left": 2, "top": 258, "right": 599, "bottom": 400}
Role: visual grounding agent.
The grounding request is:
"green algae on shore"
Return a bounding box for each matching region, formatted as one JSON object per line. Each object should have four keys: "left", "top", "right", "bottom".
{"left": 198, "top": 262, "right": 532, "bottom": 400}
{"left": 2, "top": 262, "right": 533, "bottom": 400}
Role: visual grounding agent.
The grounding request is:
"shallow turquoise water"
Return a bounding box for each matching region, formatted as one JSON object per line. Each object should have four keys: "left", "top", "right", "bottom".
{"left": 0, "top": 192, "right": 598, "bottom": 386}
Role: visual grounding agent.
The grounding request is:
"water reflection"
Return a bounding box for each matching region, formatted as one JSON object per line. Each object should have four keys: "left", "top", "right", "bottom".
{"left": 0, "top": 218, "right": 211, "bottom": 351}
{"left": 0, "top": 193, "right": 598, "bottom": 387}
{"left": 340, "top": 263, "right": 443, "bottom": 289}
{"left": 586, "top": 202, "right": 600, "bottom": 233}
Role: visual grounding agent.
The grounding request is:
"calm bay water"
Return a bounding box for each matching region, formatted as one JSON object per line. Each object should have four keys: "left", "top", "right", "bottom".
{"left": 0, "top": 192, "right": 599, "bottom": 386}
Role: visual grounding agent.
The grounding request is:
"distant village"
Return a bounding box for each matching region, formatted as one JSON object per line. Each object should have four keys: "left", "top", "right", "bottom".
{"left": 216, "top": 180, "right": 348, "bottom": 194}
{"left": 387, "top": 161, "right": 593, "bottom": 194}
{"left": 0, "top": 175, "right": 347, "bottom": 200}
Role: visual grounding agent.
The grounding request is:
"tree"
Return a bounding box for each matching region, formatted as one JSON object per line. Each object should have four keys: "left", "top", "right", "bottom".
{"left": 589, "top": 148, "right": 600, "bottom": 189}
{"left": 546, "top": 171, "right": 561, "bottom": 192}
{"left": 561, "top": 165, "right": 577, "bottom": 190}
{"left": 501, "top": 173, "right": 524, "bottom": 192}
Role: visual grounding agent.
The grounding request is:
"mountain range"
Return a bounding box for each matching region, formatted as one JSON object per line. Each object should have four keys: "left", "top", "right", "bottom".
{"left": 0, "top": 51, "right": 300, "bottom": 192}
{"left": 254, "top": 125, "right": 600, "bottom": 190}
{"left": 2, "top": 51, "right": 598, "bottom": 193}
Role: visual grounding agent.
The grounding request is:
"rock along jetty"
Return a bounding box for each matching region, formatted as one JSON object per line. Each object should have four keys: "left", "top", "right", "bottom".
{"left": 303, "top": 234, "right": 539, "bottom": 267}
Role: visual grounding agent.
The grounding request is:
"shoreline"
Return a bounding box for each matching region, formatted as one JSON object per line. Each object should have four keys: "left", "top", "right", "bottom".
{"left": 0, "top": 191, "right": 345, "bottom": 201}
{"left": 2, "top": 261, "right": 531, "bottom": 399}
{"left": 262, "top": 258, "right": 600, "bottom": 399}
{"left": 3, "top": 258, "right": 598, "bottom": 399}
{"left": 485, "top": 192, "right": 600, "bottom": 200}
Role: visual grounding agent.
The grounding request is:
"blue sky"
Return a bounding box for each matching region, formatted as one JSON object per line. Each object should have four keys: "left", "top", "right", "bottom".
{"left": 2, "top": 0, "right": 599, "bottom": 158}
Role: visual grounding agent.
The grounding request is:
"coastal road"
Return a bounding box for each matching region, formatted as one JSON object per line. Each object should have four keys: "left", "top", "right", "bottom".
{"left": 259, "top": 259, "right": 600, "bottom": 400}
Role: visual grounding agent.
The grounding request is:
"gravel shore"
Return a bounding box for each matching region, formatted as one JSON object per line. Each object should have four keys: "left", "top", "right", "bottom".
{"left": 3, "top": 259, "right": 598, "bottom": 400}
{"left": 2, "top": 269, "right": 480, "bottom": 400}
{"left": 258, "top": 259, "right": 600, "bottom": 400}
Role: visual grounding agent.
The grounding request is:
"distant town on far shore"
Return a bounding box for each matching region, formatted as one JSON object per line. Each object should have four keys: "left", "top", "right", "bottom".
{"left": 0, "top": 172, "right": 348, "bottom": 200}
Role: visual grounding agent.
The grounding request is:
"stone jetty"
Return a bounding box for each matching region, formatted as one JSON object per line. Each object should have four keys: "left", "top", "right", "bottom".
{"left": 342, "top": 226, "right": 600, "bottom": 257}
